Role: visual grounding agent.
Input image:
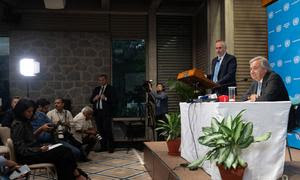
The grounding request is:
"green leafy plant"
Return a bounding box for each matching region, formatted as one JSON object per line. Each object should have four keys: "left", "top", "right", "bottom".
{"left": 155, "top": 112, "right": 181, "bottom": 141}
{"left": 188, "top": 109, "right": 271, "bottom": 170}
{"left": 167, "top": 80, "right": 196, "bottom": 101}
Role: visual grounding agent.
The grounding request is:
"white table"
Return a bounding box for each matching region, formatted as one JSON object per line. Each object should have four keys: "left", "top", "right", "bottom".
{"left": 180, "top": 101, "right": 291, "bottom": 180}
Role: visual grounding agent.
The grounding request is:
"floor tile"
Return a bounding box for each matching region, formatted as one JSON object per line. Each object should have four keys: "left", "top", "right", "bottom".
{"left": 27, "top": 149, "right": 150, "bottom": 180}
{"left": 98, "top": 167, "right": 143, "bottom": 179}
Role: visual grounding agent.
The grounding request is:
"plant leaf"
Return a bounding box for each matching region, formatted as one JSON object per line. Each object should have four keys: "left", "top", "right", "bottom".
{"left": 211, "top": 118, "right": 220, "bottom": 132}
{"left": 232, "top": 157, "right": 238, "bottom": 169}
{"left": 254, "top": 132, "right": 271, "bottom": 142}
{"left": 200, "top": 133, "right": 223, "bottom": 145}
{"left": 202, "top": 127, "right": 213, "bottom": 135}
{"left": 219, "top": 125, "right": 232, "bottom": 137}
{"left": 237, "top": 122, "right": 253, "bottom": 144}
{"left": 237, "top": 155, "right": 246, "bottom": 167}
{"left": 217, "top": 147, "right": 231, "bottom": 164}
{"left": 233, "top": 121, "right": 244, "bottom": 143}
{"left": 224, "top": 151, "right": 235, "bottom": 169}
{"left": 224, "top": 116, "right": 232, "bottom": 130}
{"left": 187, "top": 154, "right": 207, "bottom": 170}
{"left": 239, "top": 136, "right": 254, "bottom": 149}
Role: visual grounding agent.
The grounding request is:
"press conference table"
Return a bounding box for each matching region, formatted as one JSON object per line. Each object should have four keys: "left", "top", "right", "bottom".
{"left": 180, "top": 101, "right": 291, "bottom": 180}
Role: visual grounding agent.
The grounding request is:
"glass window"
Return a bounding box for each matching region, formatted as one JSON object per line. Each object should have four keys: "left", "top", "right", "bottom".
{"left": 0, "top": 37, "right": 10, "bottom": 111}
{"left": 112, "top": 40, "right": 146, "bottom": 117}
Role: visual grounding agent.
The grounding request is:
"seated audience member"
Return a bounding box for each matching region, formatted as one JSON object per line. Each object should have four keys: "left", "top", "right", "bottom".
{"left": 242, "top": 56, "right": 289, "bottom": 102}
{"left": 11, "top": 98, "right": 89, "bottom": 180}
{"left": 0, "top": 155, "right": 20, "bottom": 179}
{"left": 32, "top": 98, "right": 53, "bottom": 143}
{"left": 70, "top": 106, "right": 97, "bottom": 160}
{"left": 1, "top": 96, "right": 20, "bottom": 127}
{"left": 47, "top": 97, "right": 81, "bottom": 160}
{"left": 47, "top": 97, "right": 73, "bottom": 126}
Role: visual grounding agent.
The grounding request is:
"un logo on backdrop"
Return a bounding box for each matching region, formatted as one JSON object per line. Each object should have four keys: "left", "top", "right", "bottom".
{"left": 293, "top": 17, "right": 299, "bottom": 26}
{"left": 283, "top": 3, "right": 290, "bottom": 12}
{"left": 277, "top": 59, "right": 283, "bottom": 67}
{"left": 276, "top": 25, "right": 282, "bottom": 32}
{"left": 270, "top": 45, "right": 275, "bottom": 52}
{"left": 284, "top": 39, "right": 291, "bottom": 48}
{"left": 270, "top": 62, "right": 276, "bottom": 68}
{"left": 268, "top": 11, "right": 274, "bottom": 19}
{"left": 294, "top": 56, "right": 300, "bottom": 64}
{"left": 285, "top": 76, "right": 292, "bottom": 84}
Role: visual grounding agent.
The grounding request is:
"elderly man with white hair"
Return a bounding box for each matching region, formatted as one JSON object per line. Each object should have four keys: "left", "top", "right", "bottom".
{"left": 70, "top": 106, "right": 97, "bottom": 161}
{"left": 242, "top": 56, "right": 289, "bottom": 102}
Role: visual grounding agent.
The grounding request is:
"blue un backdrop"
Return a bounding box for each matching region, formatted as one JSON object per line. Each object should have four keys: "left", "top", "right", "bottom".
{"left": 267, "top": 0, "right": 300, "bottom": 100}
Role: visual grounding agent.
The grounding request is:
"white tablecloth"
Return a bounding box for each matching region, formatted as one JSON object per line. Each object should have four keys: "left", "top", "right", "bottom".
{"left": 180, "top": 101, "right": 291, "bottom": 180}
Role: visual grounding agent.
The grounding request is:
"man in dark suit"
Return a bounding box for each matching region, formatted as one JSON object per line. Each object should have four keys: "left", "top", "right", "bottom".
{"left": 242, "top": 56, "right": 289, "bottom": 101}
{"left": 90, "top": 74, "right": 115, "bottom": 153}
{"left": 208, "top": 40, "right": 237, "bottom": 95}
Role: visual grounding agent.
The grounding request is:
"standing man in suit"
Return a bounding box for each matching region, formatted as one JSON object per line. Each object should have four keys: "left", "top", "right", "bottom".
{"left": 208, "top": 40, "right": 237, "bottom": 95}
{"left": 242, "top": 56, "right": 289, "bottom": 101}
{"left": 90, "top": 74, "right": 115, "bottom": 153}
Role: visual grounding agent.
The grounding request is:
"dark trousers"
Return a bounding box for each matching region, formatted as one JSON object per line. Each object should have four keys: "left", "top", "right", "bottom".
{"left": 95, "top": 110, "right": 114, "bottom": 150}
{"left": 71, "top": 135, "right": 97, "bottom": 158}
{"left": 20, "top": 146, "right": 77, "bottom": 180}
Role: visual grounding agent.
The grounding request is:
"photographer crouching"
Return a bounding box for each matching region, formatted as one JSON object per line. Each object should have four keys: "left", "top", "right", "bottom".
{"left": 148, "top": 82, "right": 168, "bottom": 141}
{"left": 70, "top": 106, "right": 98, "bottom": 162}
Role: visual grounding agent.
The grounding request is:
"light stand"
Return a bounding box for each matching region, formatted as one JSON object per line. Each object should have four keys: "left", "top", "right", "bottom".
{"left": 19, "top": 58, "right": 40, "bottom": 97}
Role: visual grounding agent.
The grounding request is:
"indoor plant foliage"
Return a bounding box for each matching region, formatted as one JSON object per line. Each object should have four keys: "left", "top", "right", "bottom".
{"left": 187, "top": 109, "right": 271, "bottom": 177}
{"left": 156, "top": 112, "right": 181, "bottom": 155}
{"left": 156, "top": 112, "right": 181, "bottom": 141}
{"left": 167, "top": 80, "right": 195, "bottom": 101}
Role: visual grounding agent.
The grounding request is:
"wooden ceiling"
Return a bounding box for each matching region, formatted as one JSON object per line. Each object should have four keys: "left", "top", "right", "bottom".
{"left": 0, "top": 0, "right": 205, "bottom": 15}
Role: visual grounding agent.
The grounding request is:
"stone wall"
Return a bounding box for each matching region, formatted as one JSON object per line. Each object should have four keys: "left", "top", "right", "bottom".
{"left": 9, "top": 31, "right": 111, "bottom": 114}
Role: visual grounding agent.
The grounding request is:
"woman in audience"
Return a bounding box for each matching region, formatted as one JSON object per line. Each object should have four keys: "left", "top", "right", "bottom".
{"left": 11, "top": 98, "right": 88, "bottom": 180}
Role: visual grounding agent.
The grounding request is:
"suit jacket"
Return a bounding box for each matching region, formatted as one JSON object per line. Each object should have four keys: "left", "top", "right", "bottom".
{"left": 209, "top": 53, "right": 237, "bottom": 95}
{"left": 90, "top": 84, "right": 115, "bottom": 114}
{"left": 242, "top": 71, "right": 289, "bottom": 101}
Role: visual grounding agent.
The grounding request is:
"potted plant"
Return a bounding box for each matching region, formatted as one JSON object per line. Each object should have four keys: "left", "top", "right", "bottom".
{"left": 167, "top": 80, "right": 196, "bottom": 101}
{"left": 155, "top": 112, "right": 181, "bottom": 156}
{"left": 187, "top": 109, "right": 271, "bottom": 180}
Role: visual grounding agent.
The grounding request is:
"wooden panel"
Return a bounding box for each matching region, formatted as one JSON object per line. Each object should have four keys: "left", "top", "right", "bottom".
{"left": 195, "top": 1, "right": 209, "bottom": 72}
{"left": 234, "top": 0, "right": 268, "bottom": 100}
{"left": 111, "top": 15, "right": 147, "bottom": 39}
{"left": 12, "top": 12, "right": 109, "bottom": 32}
{"left": 157, "top": 16, "right": 193, "bottom": 112}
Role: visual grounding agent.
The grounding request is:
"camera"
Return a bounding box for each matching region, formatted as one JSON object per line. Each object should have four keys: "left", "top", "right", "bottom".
{"left": 95, "top": 134, "right": 102, "bottom": 141}
{"left": 57, "top": 125, "right": 64, "bottom": 139}
{"left": 142, "top": 80, "right": 153, "bottom": 92}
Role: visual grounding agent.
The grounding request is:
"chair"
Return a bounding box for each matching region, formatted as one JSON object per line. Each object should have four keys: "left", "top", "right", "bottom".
{"left": 0, "top": 127, "right": 11, "bottom": 159}
{"left": 0, "top": 127, "right": 57, "bottom": 180}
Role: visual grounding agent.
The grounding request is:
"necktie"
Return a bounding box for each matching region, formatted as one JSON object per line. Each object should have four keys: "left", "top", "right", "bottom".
{"left": 257, "top": 82, "right": 262, "bottom": 96}
{"left": 213, "top": 57, "right": 221, "bottom": 82}
{"left": 97, "top": 86, "right": 104, "bottom": 109}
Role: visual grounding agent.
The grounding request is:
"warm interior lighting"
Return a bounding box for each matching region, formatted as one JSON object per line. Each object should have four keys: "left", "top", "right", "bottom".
{"left": 19, "top": 58, "right": 40, "bottom": 77}
{"left": 43, "top": 0, "right": 66, "bottom": 9}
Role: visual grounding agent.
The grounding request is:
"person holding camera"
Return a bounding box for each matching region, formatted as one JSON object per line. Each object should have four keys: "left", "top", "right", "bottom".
{"left": 70, "top": 106, "right": 97, "bottom": 161}
{"left": 46, "top": 97, "right": 82, "bottom": 160}
{"left": 149, "top": 83, "right": 168, "bottom": 141}
{"left": 149, "top": 83, "right": 168, "bottom": 120}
